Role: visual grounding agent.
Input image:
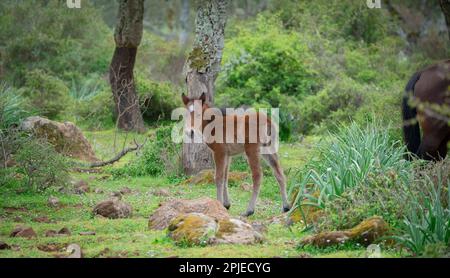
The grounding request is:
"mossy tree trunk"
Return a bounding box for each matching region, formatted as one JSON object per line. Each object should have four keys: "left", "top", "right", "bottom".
{"left": 441, "top": 0, "right": 450, "bottom": 40}
{"left": 182, "top": 0, "right": 229, "bottom": 175}
{"left": 109, "top": 0, "right": 145, "bottom": 133}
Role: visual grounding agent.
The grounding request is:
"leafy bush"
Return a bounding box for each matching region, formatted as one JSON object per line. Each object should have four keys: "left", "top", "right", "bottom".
{"left": 295, "top": 77, "right": 364, "bottom": 134}
{"left": 0, "top": 84, "right": 30, "bottom": 130}
{"left": 0, "top": 0, "right": 112, "bottom": 85}
{"left": 13, "top": 136, "right": 69, "bottom": 191}
{"left": 290, "top": 122, "right": 411, "bottom": 212}
{"left": 111, "top": 125, "right": 182, "bottom": 178}
{"left": 392, "top": 160, "right": 450, "bottom": 256}
{"left": 1, "top": 133, "right": 69, "bottom": 193}
{"left": 136, "top": 74, "right": 182, "bottom": 123}
{"left": 22, "top": 69, "right": 71, "bottom": 119}
{"left": 216, "top": 15, "right": 316, "bottom": 140}
{"left": 217, "top": 16, "right": 316, "bottom": 105}
{"left": 270, "top": 0, "right": 389, "bottom": 44}
{"left": 74, "top": 90, "right": 115, "bottom": 130}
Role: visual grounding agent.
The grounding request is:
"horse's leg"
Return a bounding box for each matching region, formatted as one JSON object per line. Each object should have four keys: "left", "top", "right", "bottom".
{"left": 243, "top": 144, "right": 262, "bottom": 217}
{"left": 213, "top": 151, "right": 227, "bottom": 205}
{"left": 262, "top": 153, "right": 290, "bottom": 212}
{"left": 418, "top": 118, "right": 448, "bottom": 161}
{"left": 437, "top": 136, "right": 449, "bottom": 159}
{"left": 222, "top": 156, "right": 231, "bottom": 209}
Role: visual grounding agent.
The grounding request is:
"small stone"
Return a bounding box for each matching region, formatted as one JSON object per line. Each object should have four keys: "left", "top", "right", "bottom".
{"left": 251, "top": 221, "right": 268, "bottom": 234}
{"left": 152, "top": 188, "right": 170, "bottom": 197}
{"left": 110, "top": 191, "right": 122, "bottom": 198}
{"left": 13, "top": 216, "right": 24, "bottom": 223}
{"left": 10, "top": 226, "right": 37, "bottom": 239}
{"left": 240, "top": 182, "right": 252, "bottom": 192}
{"left": 38, "top": 243, "right": 66, "bottom": 252}
{"left": 10, "top": 244, "right": 21, "bottom": 251}
{"left": 119, "top": 187, "right": 132, "bottom": 195}
{"left": 74, "top": 180, "right": 90, "bottom": 194}
{"left": 48, "top": 196, "right": 60, "bottom": 208}
{"left": 0, "top": 241, "right": 11, "bottom": 250}
{"left": 79, "top": 231, "right": 96, "bottom": 236}
{"left": 58, "top": 227, "right": 71, "bottom": 236}
{"left": 67, "top": 243, "right": 82, "bottom": 258}
{"left": 93, "top": 198, "right": 132, "bottom": 219}
{"left": 32, "top": 216, "right": 52, "bottom": 223}
{"left": 94, "top": 188, "right": 104, "bottom": 194}
{"left": 45, "top": 230, "right": 58, "bottom": 237}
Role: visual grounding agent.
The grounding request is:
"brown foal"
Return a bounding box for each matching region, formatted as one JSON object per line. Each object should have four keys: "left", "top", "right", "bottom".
{"left": 182, "top": 93, "right": 291, "bottom": 216}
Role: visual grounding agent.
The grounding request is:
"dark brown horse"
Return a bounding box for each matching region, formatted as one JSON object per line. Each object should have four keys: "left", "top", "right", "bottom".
{"left": 402, "top": 60, "right": 450, "bottom": 160}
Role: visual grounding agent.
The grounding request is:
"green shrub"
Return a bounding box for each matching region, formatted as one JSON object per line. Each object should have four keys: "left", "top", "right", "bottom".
{"left": 270, "top": 0, "right": 389, "bottom": 44}
{"left": 14, "top": 136, "right": 69, "bottom": 191}
{"left": 0, "top": 84, "right": 30, "bottom": 130}
{"left": 73, "top": 90, "right": 115, "bottom": 130}
{"left": 22, "top": 69, "right": 71, "bottom": 119}
{"left": 391, "top": 160, "right": 450, "bottom": 256}
{"left": 290, "top": 122, "right": 411, "bottom": 212}
{"left": 111, "top": 125, "right": 182, "bottom": 178}
{"left": 216, "top": 15, "right": 316, "bottom": 141}
{"left": 0, "top": 0, "right": 112, "bottom": 85}
{"left": 2, "top": 130, "right": 75, "bottom": 192}
{"left": 136, "top": 74, "right": 181, "bottom": 123}
{"left": 217, "top": 16, "right": 316, "bottom": 105}
{"left": 296, "top": 78, "right": 364, "bottom": 134}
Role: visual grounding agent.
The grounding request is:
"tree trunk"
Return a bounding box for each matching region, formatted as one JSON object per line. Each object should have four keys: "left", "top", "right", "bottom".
{"left": 109, "top": 0, "right": 145, "bottom": 133}
{"left": 441, "top": 0, "right": 450, "bottom": 40}
{"left": 182, "top": 0, "right": 228, "bottom": 175}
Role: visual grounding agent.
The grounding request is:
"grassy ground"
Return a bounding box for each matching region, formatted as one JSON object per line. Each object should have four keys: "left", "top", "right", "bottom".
{"left": 0, "top": 129, "right": 401, "bottom": 258}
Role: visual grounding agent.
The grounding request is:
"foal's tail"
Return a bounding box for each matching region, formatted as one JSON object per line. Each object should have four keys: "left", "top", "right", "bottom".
{"left": 402, "top": 71, "right": 422, "bottom": 157}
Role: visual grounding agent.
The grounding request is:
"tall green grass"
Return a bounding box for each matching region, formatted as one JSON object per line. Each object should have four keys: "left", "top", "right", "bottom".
{"left": 391, "top": 161, "right": 450, "bottom": 256}
{"left": 290, "top": 122, "right": 411, "bottom": 209}
{"left": 0, "top": 84, "right": 30, "bottom": 130}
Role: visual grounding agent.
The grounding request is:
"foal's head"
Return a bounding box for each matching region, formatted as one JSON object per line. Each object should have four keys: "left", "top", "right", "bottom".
{"left": 181, "top": 92, "right": 209, "bottom": 140}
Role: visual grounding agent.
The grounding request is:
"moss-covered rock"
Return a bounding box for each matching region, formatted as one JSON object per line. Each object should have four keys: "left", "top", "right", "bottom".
{"left": 168, "top": 213, "right": 264, "bottom": 246}
{"left": 300, "top": 216, "right": 389, "bottom": 248}
{"left": 215, "top": 218, "right": 264, "bottom": 245}
{"left": 20, "top": 116, "right": 98, "bottom": 162}
{"left": 148, "top": 197, "right": 229, "bottom": 230}
{"left": 168, "top": 213, "right": 218, "bottom": 246}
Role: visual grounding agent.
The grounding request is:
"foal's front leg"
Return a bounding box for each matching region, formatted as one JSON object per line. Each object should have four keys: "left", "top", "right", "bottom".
{"left": 213, "top": 152, "right": 227, "bottom": 206}
{"left": 222, "top": 156, "right": 231, "bottom": 209}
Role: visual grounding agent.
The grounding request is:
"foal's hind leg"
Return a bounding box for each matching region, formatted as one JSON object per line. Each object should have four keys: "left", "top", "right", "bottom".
{"left": 243, "top": 144, "right": 262, "bottom": 217}
{"left": 262, "top": 153, "right": 290, "bottom": 212}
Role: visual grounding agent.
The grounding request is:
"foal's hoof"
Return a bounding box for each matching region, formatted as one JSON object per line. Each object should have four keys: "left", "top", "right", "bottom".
{"left": 241, "top": 210, "right": 254, "bottom": 217}
{"left": 223, "top": 203, "right": 231, "bottom": 210}
{"left": 282, "top": 205, "right": 292, "bottom": 213}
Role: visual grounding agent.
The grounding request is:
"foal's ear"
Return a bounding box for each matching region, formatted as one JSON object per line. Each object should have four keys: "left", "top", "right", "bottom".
{"left": 200, "top": 92, "right": 206, "bottom": 103}
{"left": 181, "top": 93, "right": 189, "bottom": 105}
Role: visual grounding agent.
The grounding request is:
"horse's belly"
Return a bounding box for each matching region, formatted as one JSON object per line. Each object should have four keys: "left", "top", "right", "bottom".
{"left": 225, "top": 144, "right": 245, "bottom": 155}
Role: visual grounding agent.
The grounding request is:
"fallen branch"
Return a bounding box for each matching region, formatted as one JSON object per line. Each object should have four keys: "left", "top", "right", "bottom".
{"left": 71, "top": 139, "right": 147, "bottom": 169}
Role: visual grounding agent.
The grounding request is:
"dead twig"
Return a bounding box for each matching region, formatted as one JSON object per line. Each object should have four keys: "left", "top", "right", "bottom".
{"left": 71, "top": 138, "right": 147, "bottom": 169}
